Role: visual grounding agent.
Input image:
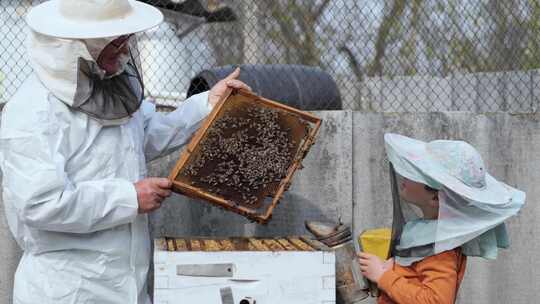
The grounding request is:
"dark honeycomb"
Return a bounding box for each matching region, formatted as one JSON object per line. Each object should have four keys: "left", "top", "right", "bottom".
{"left": 179, "top": 101, "right": 311, "bottom": 207}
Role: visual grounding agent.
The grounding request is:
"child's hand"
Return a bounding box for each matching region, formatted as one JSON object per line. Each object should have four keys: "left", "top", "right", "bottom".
{"left": 357, "top": 252, "right": 394, "bottom": 283}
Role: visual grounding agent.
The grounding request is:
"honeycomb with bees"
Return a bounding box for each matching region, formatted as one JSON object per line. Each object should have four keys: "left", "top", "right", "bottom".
{"left": 169, "top": 89, "right": 321, "bottom": 224}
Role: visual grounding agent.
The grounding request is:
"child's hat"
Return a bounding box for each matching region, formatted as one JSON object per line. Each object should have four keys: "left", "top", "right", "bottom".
{"left": 385, "top": 133, "right": 518, "bottom": 206}
{"left": 384, "top": 133, "right": 525, "bottom": 265}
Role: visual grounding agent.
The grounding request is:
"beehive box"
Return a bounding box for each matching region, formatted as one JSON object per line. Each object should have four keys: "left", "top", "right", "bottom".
{"left": 154, "top": 237, "right": 336, "bottom": 304}
{"left": 169, "top": 89, "right": 321, "bottom": 224}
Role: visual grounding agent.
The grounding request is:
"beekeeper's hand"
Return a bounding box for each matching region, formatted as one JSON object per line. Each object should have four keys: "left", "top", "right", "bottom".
{"left": 134, "top": 178, "right": 172, "bottom": 214}
{"left": 208, "top": 67, "right": 252, "bottom": 108}
{"left": 357, "top": 252, "right": 394, "bottom": 283}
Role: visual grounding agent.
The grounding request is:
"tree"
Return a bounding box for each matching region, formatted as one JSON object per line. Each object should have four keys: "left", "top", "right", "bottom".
{"left": 256, "top": 0, "right": 332, "bottom": 67}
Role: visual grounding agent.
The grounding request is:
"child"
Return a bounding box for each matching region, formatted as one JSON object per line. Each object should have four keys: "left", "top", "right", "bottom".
{"left": 358, "top": 133, "right": 525, "bottom": 304}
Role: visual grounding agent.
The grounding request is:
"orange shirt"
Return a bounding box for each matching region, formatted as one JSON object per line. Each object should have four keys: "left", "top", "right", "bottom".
{"left": 377, "top": 249, "right": 467, "bottom": 304}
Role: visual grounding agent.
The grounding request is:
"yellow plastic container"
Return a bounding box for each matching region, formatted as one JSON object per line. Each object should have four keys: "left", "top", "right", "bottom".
{"left": 359, "top": 228, "right": 391, "bottom": 260}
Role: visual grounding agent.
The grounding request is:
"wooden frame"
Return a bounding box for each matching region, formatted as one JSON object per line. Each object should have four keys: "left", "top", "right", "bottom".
{"left": 155, "top": 236, "right": 331, "bottom": 252}
{"left": 168, "top": 89, "right": 322, "bottom": 224}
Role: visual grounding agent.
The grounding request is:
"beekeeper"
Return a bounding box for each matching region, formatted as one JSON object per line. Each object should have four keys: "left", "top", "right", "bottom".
{"left": 0, "top": 0, "right": 249, "bottom": 303}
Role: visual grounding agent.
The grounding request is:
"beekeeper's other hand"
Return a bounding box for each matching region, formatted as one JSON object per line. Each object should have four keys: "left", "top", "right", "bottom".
{"left": 208, "top": 67, "right": 252, "bottom": 108}
{"left": 134, "top": 178, "right": 172, "bottom": 213}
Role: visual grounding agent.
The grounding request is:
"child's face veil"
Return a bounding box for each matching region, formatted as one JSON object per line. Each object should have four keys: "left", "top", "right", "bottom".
{"left": 384, "top": 133, "right": 525, "bottom": 266}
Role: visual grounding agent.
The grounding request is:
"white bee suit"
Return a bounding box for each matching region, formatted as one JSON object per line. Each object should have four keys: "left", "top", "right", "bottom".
{"left": 0, "top": 30, "right": 211, "bottom": 304}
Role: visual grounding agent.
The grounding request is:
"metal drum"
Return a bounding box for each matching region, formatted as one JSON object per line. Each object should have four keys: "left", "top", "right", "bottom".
{"left": 187, "top": 64, "right": 343, "bottom": 110}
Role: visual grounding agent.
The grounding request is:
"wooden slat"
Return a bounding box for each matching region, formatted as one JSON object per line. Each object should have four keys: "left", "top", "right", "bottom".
{"left": 276, "top": 238, "right": 298, "bottom": 251}
{"left": 155, "top": 238, "right": 167, "bottom": 251}
{"left": 248, "top": 238, "right": 268, "bottom": 251}
{"left": 159, "top": 236, "right": 324, "bottom": 252}
{"left": 247, "top": 242, "right": 257, "bottom": 251}
{"left": 166, "top": 238, "right": 176, "bottom": 251}
{"left": 175, "top": 238, "right": 188, "bottom": 251}
{"left": 288, "top": 237, "right": 314, "bottom": 251}
{"left": 220, "top": 239, "right": 235, "bottom": 251}
{"left": 190, "top": 239, "right": 202, "bottom": 251}
{"left": 203, "top": 239, "right": 222, "bottom": 251}
{"left": 300, "top": 236, "right": 330, "bottom": 251}
{"left": 262, "top": 239, "right": 285, "bottom": 251}
{"left": 231, "top": 238, "right": 251, "bottom": 251}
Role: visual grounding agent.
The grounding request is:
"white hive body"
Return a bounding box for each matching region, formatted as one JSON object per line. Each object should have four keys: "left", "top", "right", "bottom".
{"left": 154, "top": 237, "right": 336, "bottom": 304}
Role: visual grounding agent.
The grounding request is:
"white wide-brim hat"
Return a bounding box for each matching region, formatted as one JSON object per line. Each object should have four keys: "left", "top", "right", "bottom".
{"left": 384, "top": 133, "right": 521, "bottom": 206}
{"left": 26, "top": 0, "right": 164, "bottom": 39}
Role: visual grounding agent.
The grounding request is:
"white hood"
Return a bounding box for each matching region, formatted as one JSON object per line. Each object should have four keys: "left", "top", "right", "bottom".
{"left": 28, "top": 30, "right": 143, "bottom": 125}
{"left": 28, "top": 30, "right": 96, "bottom": 107}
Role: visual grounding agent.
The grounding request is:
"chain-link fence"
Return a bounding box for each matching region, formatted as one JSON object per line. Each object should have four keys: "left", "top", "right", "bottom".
{"left": 2, "top": 0, "right": 540, "bottom": 112}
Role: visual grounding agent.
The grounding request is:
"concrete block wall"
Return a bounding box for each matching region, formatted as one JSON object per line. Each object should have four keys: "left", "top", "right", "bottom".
{"left": 350, "top": 112, "right": 539, "bottom": 303}
{"left": 2, "top": 111, "right": 539, "bottom": 303}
